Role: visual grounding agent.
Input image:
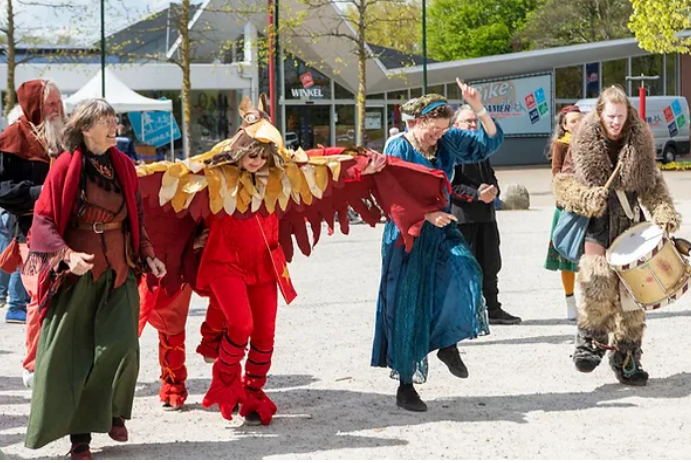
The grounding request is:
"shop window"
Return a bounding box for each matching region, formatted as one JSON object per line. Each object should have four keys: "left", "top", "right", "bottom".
{"left": 666, "top": 53, "right": 678, "bottom": 96}
{"left": 447, "top": 83, "right": 462, "bottom": 100}
{"left": 335, "top": 105, "right": 355, "bottom": 146}
{"left": 428, "top": 84, "right": 445, "bottom": 96}
{"left": 365, "top": 107, "right": 385, "bottom": 152}
{"left": 410, "top": 88, "right": 422, "bottom": 98}
{"left": 387, "top": 90, "right": 408, "bottom": 101}
{"left": 285, "top": 106, "right": 331, "bottom": 150}
{"left": 555, "top": 66, "right": 583, "bottom": 100}
{"left": 631, "top": 54, "right": 663, "bottom": 96}
{"left": 368, "top": 93, "right": 385, "bottom": 100}
{"left": 602, "top": 59, "right": 627, "bottom": 90}
{"left": 585, "top": 63, "right": 600, "bottom": 98}
{"left": 387, "top": 104, "right": 405, "bottom": 132}
{"left": 284, "top": 57, "right": 332, "bottom": 100}
{"left": 335, "top": 82, "right": 355, "bottom": 99}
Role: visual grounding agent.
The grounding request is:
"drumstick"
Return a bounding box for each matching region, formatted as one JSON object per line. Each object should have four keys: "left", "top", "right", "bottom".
{"left": 603, "top": 161, "right": 623, "bottom": 192}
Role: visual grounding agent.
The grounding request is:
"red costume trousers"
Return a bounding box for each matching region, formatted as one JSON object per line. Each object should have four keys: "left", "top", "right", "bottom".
{"left": 201, "top": 275, "right": 279, "bottom": 425}
{"left": 138, "top": 281, "right": 193, "bottom": 408}
{"left": 196, "top": 293, "right": 226, "bottom": 360}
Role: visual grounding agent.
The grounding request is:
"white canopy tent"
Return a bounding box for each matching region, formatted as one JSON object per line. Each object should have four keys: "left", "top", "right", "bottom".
{"left": 64, "top": 68, "right": 176, "bottom": 159}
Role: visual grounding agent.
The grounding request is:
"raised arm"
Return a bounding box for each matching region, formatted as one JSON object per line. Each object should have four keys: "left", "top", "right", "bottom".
{"left": 439, "top": 123, "right": 504, "bottom": 165}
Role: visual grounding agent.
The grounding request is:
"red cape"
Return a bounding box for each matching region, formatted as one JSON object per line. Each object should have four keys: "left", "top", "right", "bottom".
{"left": 29, "top": 146, "right": 141, "bottom": 320}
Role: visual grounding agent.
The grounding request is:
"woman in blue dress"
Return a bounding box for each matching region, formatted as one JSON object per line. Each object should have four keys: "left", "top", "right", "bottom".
{"left": 371, "top": 80, "right": 504, "bottom": 412}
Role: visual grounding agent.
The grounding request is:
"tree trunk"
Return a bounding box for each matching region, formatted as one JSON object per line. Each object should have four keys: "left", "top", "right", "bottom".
{"left": 4, "top": 0, "right": 16, "bottom": 117}
{"left": 180, "top": 0, "right": 192, "bottom": 158}
{"left": 355, "top": 7, "right": 367, "bottom": 147}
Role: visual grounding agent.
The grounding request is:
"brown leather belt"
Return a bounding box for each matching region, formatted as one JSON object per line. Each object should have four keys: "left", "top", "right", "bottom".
{"left": 74, "top": 221, "right": 123, "bottom": 234}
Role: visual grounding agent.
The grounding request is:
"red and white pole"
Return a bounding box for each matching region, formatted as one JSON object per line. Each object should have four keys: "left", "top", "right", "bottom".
{"left": 639, "top": 84, "right": 646, "bottom": 121}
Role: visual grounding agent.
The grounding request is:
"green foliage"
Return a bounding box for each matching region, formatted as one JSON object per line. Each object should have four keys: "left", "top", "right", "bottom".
{"left": 629, "top": 0, "right": 691, "bottom": 53}
{"left": 344, "top": 1, "right": 421, "bottom": 54}
{"left": 518, "top": 0, "right": 632, "bottom": 49}
{"left": 427, "top": 0, "right": 539, "bottom": 60}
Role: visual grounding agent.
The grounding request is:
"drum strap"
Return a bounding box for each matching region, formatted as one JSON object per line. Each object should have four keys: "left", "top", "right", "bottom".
{"left": 614, "top": 189, "right": 639, "bottom": 222}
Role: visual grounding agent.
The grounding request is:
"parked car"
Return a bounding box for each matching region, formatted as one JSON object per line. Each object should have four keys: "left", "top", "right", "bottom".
{"left": 575, "top": 96, "right": 691, "bottom": 163}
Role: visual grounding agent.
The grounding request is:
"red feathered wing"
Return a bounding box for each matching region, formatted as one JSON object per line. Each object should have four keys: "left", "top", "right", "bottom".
{"left": 278, "top": 147, "right": 450, "bottom": 261}
{"left": 137, "top": 148, "right": 450, "bottom": 294}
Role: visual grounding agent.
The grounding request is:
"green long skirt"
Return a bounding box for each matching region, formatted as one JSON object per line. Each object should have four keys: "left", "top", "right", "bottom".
{"left": 544, "top": 206, "right": 579, "bottom": 272}
{"left": 25, "top": 270, "right": 140, "bottom": 449}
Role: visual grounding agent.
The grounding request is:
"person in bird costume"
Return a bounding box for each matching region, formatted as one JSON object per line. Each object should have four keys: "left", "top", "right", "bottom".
{"left": 137, "top": 94, "right": 455, "bottom": 425}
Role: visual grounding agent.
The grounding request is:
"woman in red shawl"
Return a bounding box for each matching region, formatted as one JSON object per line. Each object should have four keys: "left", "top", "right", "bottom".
{"left": 23, "top": 99, "right": 166, "bottom": 460}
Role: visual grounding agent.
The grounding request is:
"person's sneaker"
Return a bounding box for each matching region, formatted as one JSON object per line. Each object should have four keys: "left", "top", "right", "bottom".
{"left": 487, "top": 308, "right": 522, "bottom": 325}
{"left": 162, "top": 401, "right": 184, "bottom": 411}
{"left": 436, "top": 345, "right": 469, "bottom": 378}
{"left": 396, "top": 384, "right": 427, "bottom": 412}
{"left": 243, "top": 411, "right": 263, "bottom": 426}
{"left": 22, "top": 369, "right": 34, "bottom": 389}
{"left": 5, "top": 308, "right": 26, "bottom": 324}
{"left": 565, "top": 295, "right": 578, "bottom": 321}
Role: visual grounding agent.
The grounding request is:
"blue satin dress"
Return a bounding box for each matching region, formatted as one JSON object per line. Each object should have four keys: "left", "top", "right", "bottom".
{"left": 371, "top": 124, "right": 504, "bottom": 383}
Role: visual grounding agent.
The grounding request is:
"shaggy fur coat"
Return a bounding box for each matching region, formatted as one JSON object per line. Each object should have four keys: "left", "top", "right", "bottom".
{"left": 553, "top": 110, "right": 681, "bottom": 244}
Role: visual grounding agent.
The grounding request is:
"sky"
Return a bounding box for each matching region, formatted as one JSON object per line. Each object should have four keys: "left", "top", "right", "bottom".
{"left": 6, "top": 0, "right": 195, "bottom": 44}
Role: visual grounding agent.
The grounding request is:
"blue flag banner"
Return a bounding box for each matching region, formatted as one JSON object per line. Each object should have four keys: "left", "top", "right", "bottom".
{"left": 128, "top": 111, "right": 181, "bottom": 148}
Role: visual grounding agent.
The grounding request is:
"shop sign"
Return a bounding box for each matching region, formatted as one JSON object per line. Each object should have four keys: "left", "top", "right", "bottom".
{"left": 300, "top": 72, "right": 315, "bottom": 89}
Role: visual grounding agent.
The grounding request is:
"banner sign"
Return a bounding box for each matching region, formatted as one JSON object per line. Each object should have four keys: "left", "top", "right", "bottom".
{"left": 469, "top": 73, "right": 553, "bottom": 136}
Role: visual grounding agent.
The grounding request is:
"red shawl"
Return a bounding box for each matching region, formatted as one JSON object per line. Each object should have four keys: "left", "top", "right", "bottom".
{"left": 0, "top": 80, "right": 51, "bottom": 163}
{"left": 29, "top": 146, "right": 141, "bottom": 320}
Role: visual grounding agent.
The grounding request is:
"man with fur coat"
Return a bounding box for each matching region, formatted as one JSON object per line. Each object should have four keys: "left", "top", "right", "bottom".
{"left": 553, "top": 86, "right": 680, "bottom": 386}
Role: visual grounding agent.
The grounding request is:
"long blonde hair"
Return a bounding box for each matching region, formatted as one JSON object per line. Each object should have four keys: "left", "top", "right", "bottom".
{"left": 595, "top": 85, "right": 638, "bottom": 134}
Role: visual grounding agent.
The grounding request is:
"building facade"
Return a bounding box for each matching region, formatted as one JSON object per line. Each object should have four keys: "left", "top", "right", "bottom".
{"left": 1, "top": 0, "right": 687, "bottom": 165}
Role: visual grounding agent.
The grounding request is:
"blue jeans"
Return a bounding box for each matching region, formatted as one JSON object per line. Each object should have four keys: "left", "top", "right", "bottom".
{"left": 8, "top": 269, "right": 29, "bottom": 312}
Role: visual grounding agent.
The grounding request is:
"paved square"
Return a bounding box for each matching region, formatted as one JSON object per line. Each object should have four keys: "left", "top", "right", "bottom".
{"left": 2, "top": 167, "right": 691, "bottom": 459}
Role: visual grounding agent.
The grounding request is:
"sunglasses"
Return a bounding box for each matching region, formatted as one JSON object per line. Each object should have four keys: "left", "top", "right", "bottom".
{"left": 247, "top": 152, "right": 270, "bottom": 160}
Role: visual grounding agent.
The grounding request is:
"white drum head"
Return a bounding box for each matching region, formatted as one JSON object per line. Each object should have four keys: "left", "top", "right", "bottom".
{"left": 607, "top": 222, "right": 664, "bottom": 266}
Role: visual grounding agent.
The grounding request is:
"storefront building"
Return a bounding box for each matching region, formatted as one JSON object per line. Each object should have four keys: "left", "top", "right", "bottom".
{"left": 1, "top": 0, "right": 688, "bottom": 165}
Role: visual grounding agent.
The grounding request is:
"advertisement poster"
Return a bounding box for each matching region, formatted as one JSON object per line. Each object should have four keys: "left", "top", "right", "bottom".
{"left": 469, "top": 74, "right": 553, "bottom": 136}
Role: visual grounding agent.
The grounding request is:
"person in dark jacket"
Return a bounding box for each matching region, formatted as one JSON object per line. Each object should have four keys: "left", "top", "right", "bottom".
{"left": 451, "top": 105, "right": 521, "bottom": 325}
{"left": 116, "top": 123, "right": 140, "bottom": 163}
{"left": 0, "top": 79, "right": 65, "bottom": 384}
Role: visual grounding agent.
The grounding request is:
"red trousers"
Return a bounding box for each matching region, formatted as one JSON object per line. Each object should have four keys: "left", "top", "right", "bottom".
{"left": 138, "top": 282, "right": 192, "bottom": 337}
{"left": 139, "top": 281, "right": 193, "bottom": 407}
{"left": 201, "top": 276, "right": 279, "bottom": 424}
{"left": 209, "top": 276, "right": 277, "bottom": 351}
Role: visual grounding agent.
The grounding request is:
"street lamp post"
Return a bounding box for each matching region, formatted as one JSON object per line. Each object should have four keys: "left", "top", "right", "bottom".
{"left": 101, "top": 0, "right": 106, "bottom": 97}
{"left": 268, "top": 0, "right": 276, "bottom": 122}
{"left": 422, "top": 0, "right": 427, "bottom": 94}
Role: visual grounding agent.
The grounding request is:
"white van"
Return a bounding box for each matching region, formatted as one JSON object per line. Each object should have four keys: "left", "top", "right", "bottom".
{"left": 574, "top": 96, "right": 690, "bottom": 163}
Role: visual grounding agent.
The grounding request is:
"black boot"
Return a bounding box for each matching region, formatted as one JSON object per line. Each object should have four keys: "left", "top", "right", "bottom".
{"left": 437, "top": 344, "right": 469, "bottom": 379}
{"left": 396, "top": 383, "right": 427, "bottom": 412}
{"left": 609, "top": 340, "right": 649, "bottom": 386}
{"left": 573, "top": 327, "right": 607, "bottom": 373}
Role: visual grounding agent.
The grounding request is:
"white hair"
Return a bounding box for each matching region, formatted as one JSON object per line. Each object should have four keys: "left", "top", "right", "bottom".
{"left": 6, "top": 105, "right": 23, "bottom": 125}
{"left": 34, "top": 80, "right": 66, "bottom": 155}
